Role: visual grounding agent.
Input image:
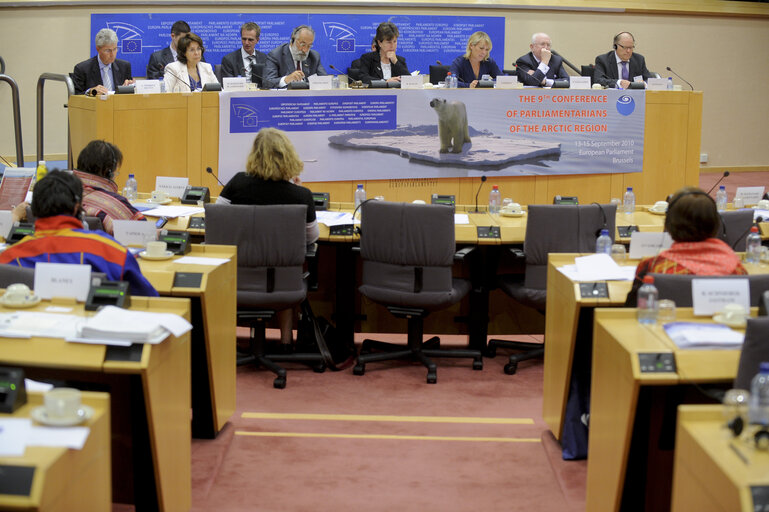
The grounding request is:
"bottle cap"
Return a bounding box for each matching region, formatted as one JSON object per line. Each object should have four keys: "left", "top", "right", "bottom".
{"left": 751, "top": 226, "right": 759, "bottom": 233}
{"left": 129, "top": 173, "right": 135, "bottom": 178}
{"left": 642, "top": 275, "right": 654, "bottom": 284}
{"left": 357, "top": 184, "right": 363, "bottom": 188}
{"left": 600, "top": 229, "right": 609, "bottom": 235}
{"left": 627, "top": 186, "right": 632, "bottom": 191}
{"left": 492, "top": 185, "right": 498, "bottom": 190}
{"left": 38, "top": 160, "right": 45, "bottom": 166}
{"left": 760, "top": 362, "right": 769, "bottom": 372}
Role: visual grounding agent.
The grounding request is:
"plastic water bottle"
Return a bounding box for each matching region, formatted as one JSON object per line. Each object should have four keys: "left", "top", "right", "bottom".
{"left": 446, "top": 72, "right": 457, "bottom": 89}
{"left": 354, "top": 184, "right": 366, "bottom": 208}
{"left": 667, "top": 77, "right": 674, "bottom": 90}
{"left": 332, "top": 75, "right": 339, "bottom": 89}
{"left": 123, "top": 173, "right": 138, "bottom": 203}
{"left": 749, "top": 362, "right": 769, "bottom": 426}
{"left": 746, "top": 226, "right": 762, "bottom": 264}
{"left": 596, "top": 228, "right": 612, "bottom": 254}
{"left": 35, "top": 160, "right": 47, "bottom": 183}
{"left": 716, "top": 185, "right": 727, "bottom": 212}
{"left": 637, "top": 275, "right": 658, "bottom": 325}
{"left": 623, "top": 186, "right": 635, "bottom": 215}
{"left": 488, "top": 185, "right": 501, "bottom": 214}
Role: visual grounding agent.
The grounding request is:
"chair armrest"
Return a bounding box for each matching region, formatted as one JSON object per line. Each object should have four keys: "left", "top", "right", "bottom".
{"left": 508, "top": 247, "right": 525, "bottom": 259}
{"left": 306, "top": 243, "right": 318, "bottom": 259}
{"left": 454, "top": 246, "right": 475, "bottom": 261}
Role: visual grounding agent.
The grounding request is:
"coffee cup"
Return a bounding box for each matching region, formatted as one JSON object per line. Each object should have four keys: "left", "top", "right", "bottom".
{"left": 651, "top": 200, "right": 668, "bottom": 213}
{"left": 592, "top": 83, "right": 603, "bottom": 90}
{"left": 145, "top": 240, "right": 168, "bottom": 257}
{"left": 721, "top": 303, "right": 747, "bottom": 323}
{"left": 757, "top": 199, "right": 769, "bottom": 210}
{"left": 501, "top": 202, "right": 522, "bottom": 214}
{"left": 44, "top": 387, "right": 81, "bottom": 420}
{"left": 151, "top": 190, "right": 169, "bottom": 202}
{"left": 3, "top": 283, "right": 32, "bottom": 303}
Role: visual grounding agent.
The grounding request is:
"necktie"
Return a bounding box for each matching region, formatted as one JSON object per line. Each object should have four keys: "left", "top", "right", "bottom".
{"left": 247, "top": 55, "right": 256, "bottom": 79}
{"left": 102, "top": 66, "right": 113, "bottom": 91}
{"left": 296, "top": 60, "right": 301, "bottom": 72}
{"left": 620, "top": 61, "right": 629, "bottom": 81}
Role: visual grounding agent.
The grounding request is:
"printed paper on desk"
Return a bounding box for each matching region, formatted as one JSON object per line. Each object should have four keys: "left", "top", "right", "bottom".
{"left": 154, "top": 177, "right": 189, "bottom": 198}
{"left": 113, "top": 220, "right": 157, "bottom": 247}
{"left": 692, "top": 278, "right": 750, "bottom": 316}
{"left": 400, "top": 75, "right": 423, "bottom": 90}
{"left": 34, "top": 262, "right": 91, "bottom": 301}
{"left": 735, "top": 186, "right": 765, "bottom": 206}
{"left": 629, "top": 231, "right": 673, "bottom": 259}
{"left": 0, "top": 210, "right": 13, "bottom": 239}
{"left": 0, "top": 418, "right": 31, "bottom": 456}
{"left": 308, "top": 75, "right": 333, "bottom": 90}
{"left": 569, "top": 77, "right": 590, "bottom": 90}
{"left": 646, "top": 78, "right": 668, "bottom": 91}
{"left": 495, "top": 75, "right": 518, "bottom": 89}
{"left": 134, "top": 79, "right": 161, "bottom": 94}
{"left": 223, "top": 77, "right": 248, "bottom": 92}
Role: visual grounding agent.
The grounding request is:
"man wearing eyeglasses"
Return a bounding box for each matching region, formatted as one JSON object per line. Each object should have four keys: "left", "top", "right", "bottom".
{"left": 264, "top": 25, "right": 327, "bottom": 88}
{"left": 72, "top": 28, "right": 134, "bottom": 96}
{"left": 221, "top": 22, "right": 267, "bottom": 87}
{"left": 593, "top": 32, "right": 653, "bottom": 89}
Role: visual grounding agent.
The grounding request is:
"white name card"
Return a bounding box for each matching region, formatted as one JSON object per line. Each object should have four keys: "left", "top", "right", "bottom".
{"left": 646, "top": 78, "right": 668, "bottom": 91}
{"left": 0, "top": 211, "right": 13, "bottom": 240}
{"left": 569, "top": 76, "right": 591, "bottom": 90}
{"left": 692, "top": 278, "right": 750, "bottom": 316}
{"left": 629, "top": 231, "right": 673, "bottom": 259}
{"left": 495, "top": 75, "right": 518, "bottom": 89}
{"left": 34, "top": 263, "right": 91, "bottom": 302}
{"left": 735, "top": 186, "right": 765, "bottom": 206}
{"left": 154, "top": 177, "right": 189, "bottom": 199}
{"left": 113, "top": 220, "right": 157, "bottom": 247}
{"left": 222, "top": 77, "right": 248, "bottom": 92}
{"left": 400, "top": 75, "right": 423, "bottom": 90}
{"left": 308, "top": 75, "right": 333, "bottom": 90}
{"left": 134, "top": 80, "right": 162, "bottom": 95}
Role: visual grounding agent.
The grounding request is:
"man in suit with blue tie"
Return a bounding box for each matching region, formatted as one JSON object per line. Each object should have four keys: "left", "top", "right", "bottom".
{"left": 145, "top": 20, "right": 191, "bottom": 80}
{"left": 220, "top": 22, "right": 267, "bottom": 87}
{"left": 72, "top": 28, "right": 134, "bottom": 96}
{"left": 264, "top": 25, "right": 327, "bottom": 89}
{"left": 593, "top": 32, "right": 654, "bottom": 89}
{"left": 515, "top": 33, "right": 570, "bottom": 87}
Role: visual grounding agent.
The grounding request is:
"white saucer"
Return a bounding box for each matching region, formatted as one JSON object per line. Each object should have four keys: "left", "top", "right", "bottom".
{"left": 647, "top": 208, "right": 667, "bottom": 215}
{"left": 146, "top": 197, "right": 172, "bottom": 205}
{"left": 712, "top": 314, "right": 747, "bottom": 329}
{"left": 501, "top": 211, "right": 525, "bottom": 217}
{"left": 139, "top": 250, "right": 175, "bottom": 261}
{"left": 0, "top": 294, "right": 41, "bottom": 309}
{"left": 30, "top": 405, "right": 94, "bottom": 427}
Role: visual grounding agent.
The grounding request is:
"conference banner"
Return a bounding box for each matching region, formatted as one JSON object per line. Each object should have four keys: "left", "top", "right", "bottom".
{"left": 218, "top": 89, "right": 645, "bottom": 183}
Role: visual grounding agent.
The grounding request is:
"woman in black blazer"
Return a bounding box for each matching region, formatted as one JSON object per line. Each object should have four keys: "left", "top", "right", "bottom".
{"left": 357, "top": 22, "right": 410, "bottom": 85}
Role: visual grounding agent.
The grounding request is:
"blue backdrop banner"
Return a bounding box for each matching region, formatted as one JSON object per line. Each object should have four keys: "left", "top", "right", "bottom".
{"left": 90, "top": 14, "right": 505, "bottom": 78}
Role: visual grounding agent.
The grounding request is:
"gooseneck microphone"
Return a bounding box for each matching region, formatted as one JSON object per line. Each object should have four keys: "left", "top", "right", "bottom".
{"left": 164, "top": 67, "right": 193, "bottom": 91}
{"left": 706, "top": 170, "right": 730, "bottom": 196}
{"left": 665, "top": 66, "right": 694, "bottom": 91}
{"left": 472, "top": 176, "right": 487, "bottom": 213}
{"left": 436, "top": 60, "right": 443, "bottom": 66}
{"left": 206, "top": 167, "right": 225, "bottom": 187}
{"left": 731, "top": 216, "right": 763, "bottom": 250}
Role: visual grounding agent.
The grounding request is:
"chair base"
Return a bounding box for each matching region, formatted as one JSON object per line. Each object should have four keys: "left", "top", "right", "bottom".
{"left": 486, "top": 339, "right": 544, "bottom": 375}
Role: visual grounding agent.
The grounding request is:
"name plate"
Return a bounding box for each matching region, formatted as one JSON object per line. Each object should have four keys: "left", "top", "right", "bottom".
{"left": 692, "top": 278, "right": 750, "bottom": 316}
{"left": 629, "top": 231, "right": 673, "bottom": 259}
{"left": 735, "top": 186, "right": 765, "bottom": 206}
{"left": 569, "top": 76, "right": 591, "bottom": 90}
{"left": 34, "top": 262, "right": 91, "bottom": 301}
{"left": 400, "top": 75, "right": 423, "bottom": 90}
{"left": 0, "top": 210, "right": 13, "bottom": 239}
{"left": 646, "top": 78, "right": 668, "bottom": 91}
{"left": 308, "top": 75, "right": 333, "bottom": 90}
{"left": 155, "top": 177, "right": 189, "bottom": 199}
{"left": 495, "top": 75, "right": 518, "bottom": 89}
{"left": 113, "top": 220, "right": 157, "bottom": 247}
{"left": 134, "top": 80, "right": 162, "bottom": 94}
{"left": 222, "top": 77, "right": 248, "bottom": 91}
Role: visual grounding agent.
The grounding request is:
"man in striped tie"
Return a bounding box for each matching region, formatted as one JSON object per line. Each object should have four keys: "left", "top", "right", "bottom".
{"left": 72, "top": 28, "right": 135, "bottom": 96}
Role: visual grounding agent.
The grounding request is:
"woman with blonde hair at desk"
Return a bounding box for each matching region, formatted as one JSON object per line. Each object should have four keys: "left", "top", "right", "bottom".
{"left": 163, "top": 33, "right": 218, "bottom": 92}
{"left": 217, "top": 128, "right": 318, "bottom": 348}
{"left": 449, "top": 31, "right": 504, "bottom": 88}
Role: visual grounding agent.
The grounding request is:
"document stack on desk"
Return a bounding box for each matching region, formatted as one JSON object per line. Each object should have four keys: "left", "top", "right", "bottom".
{"left": 663, "top": 322, "right": 744, "bottom": 349}
{"left": 78, "top": 305, "right": 192, "bottom": 344}
{"left": 558, "top": 253, "right": 636, "bottom": 282}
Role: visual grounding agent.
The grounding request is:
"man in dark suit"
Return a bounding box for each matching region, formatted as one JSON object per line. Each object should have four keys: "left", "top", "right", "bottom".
{"left": 220, "top": 22, "right": 267, "bottom": 87}
{"left": 72, "top": 28, "right": 134, "bottom": 96}
{"left": 593, "top": 32, "right": 654, "bottom": 89}
{"left": 264, "top": 25, "right": 327, "bottom": 89}
{"left": 516, "top": 33, "right": 569, "bottom": 87}
{"left": 145, "top": 20, "right": 190, "bottom": 79}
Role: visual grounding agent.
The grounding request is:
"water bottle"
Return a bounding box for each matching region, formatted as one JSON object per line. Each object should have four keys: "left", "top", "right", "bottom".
{"left": 637, "top": 275, "right": 658, "bottom": 325}
{"left": 749, "top": 362, "right": 769, "bottom": 426}
{"left": 596, "top": 228, "right": 612, "bottom": 254}
{"left": 123, "top": 173, "right": 138, "bottom": 203}
{"left": 488, "top": 185, "right": 501, "bottom": 214}
{"left": 746, "top": 226, "right": 762, "bottom": 264}
{"left": 623, "top": 186, "right": 635, "bottom": 215}
{"left": 332, "top": 75, "right": 339, "bottom": 89}
{"left": 354, "top": 184, "right": 366, "bottom": 208}
{"left": 716, "top": 185, "right": 727, "bottom": 212}
{"left": 446, "top": 72, "right": 456, "bottom": 89}
{"left": 35, "top": 160, "right": 47, "bottom": 183}
{"left": 667, "top": 77, "right": 673, "bottom": 90}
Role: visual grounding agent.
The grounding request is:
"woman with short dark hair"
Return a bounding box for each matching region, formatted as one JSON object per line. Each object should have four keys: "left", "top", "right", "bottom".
{"left": 357, "top": 22, "right": 410, "bottom": 85}
{"left": 164, "top": 32, "right": 218, "bottom": 92}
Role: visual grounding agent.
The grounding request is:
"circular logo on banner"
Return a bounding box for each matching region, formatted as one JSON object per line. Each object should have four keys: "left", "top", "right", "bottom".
{"left": 616, "top": 95, "right": 636, "bottom": 116}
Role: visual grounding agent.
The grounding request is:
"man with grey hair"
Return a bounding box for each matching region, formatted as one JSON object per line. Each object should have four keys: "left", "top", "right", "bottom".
{"left": 220, "top": 22, "right": 267, "bottom": 87}
{"left": 73, "top": 28, "right": 134, "bottom": 95}
{"left": 264, "top": 25, "right": 326, "bottom": 88}
{"left": 515, "top": 32, "right": 569, "bottom": 87}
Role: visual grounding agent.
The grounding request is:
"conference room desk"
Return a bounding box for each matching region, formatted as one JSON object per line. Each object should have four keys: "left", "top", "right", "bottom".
{"left": 0, "top": 296, "right": 192, "bottom": 512}
{"left": 671, "top": 405, "right": 769, "bottom": 512}
{"left": 138, "top": 243, "right": 236, "bottom": 439}
{"left": 0, "top": 391, "right": 111, "bottom": 512}
{"left": 586, "top": 307, "right": 748, "bottom": 512}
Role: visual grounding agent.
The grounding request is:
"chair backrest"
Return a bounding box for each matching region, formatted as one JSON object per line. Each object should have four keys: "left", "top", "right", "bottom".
{"left": 651, "top": 273, "right": 769, "bottom": 307}
{"left": 735, "top": 317, "right": 769, "bottom": 389}
{"left": 429, "top": 65, "right": 449, "bottom": 85}
{"left": 0, "top": 263, "right": 34, "bottom": 288}
{"left": 85, "top": 216, "right": 103, "bottom": 231}
{"left": 204, "top": 203, "right": 307, "bottom": 309}
{"left": 523, "top": 203, "right": 617, "bottom": 289}
{"left": 718, "top": 210, "right": 754, "bottom": 251}
{"left": 251, "top": 63, "right": 264, "bottom": 87}
{"left": 214, "top": 64, "right": 223, "bottom": 83}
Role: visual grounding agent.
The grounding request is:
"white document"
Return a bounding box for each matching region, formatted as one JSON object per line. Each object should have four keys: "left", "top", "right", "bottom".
{"left": 0, "top": 210, "right": 14, "bottom": 239}
{"left": 222, "top": 77, "right": 248, "bottom": 91}
{"left": 154, "top": 177, "right": 189, "bottom": 198}
{"left": 454, "top": 214, "right": 470, "bottom": 225}
{"left": 646, "top": 78, "right": 668, "bottom": 90}
{"left": 34, "top": 262, "right": 91, "bottom": 301}
{"left": 140, "top": 205, "right": 204, "bottom": 218}
{"left": 28, "top": 426, "right": 90, "bottom": 450}
{"left": 629, "top": 231, "right": 673, "bottom": 259}
{"left": 316, "top": 211, "right": 352, "bottom": 227}
{"left": 80, "top": 305, "right": 192, "bottom": 341}
{"left": 112, "top": 220, "right": 157, "bottom": 247}
{"left": 569, "top": 76, "right": 591, "bottom": 90}
{"left": 174, "top": 256, "right": 230, "bottom": 267}
{"left": 754, "top": 209, "right": 769, "bottom": 222}
{"left": 572, "top": 253, "right": 634, "bottom": 280}
{"left": 24, "top": 379, "right": 54, "bottom": 392}
{"left": 400, "top": 75, "right": 423, "bottom": 90}
{"left": 692, "top": 278, "right": 750, "bottom": 316}
{"left": 308, "top": 75, "right": 333, "bottom": 90}
{"left": 495, "top": 75, "right": 518, "bottom": 89}
{"left": 0, "top": 418, "right": 31, "bottom": 456}
{"left": 0, "top": 312, "right": 81, "bottom": 339}
{"left": 664, "top": 322, "right": 744, "bottom": 349}
{"left": 134, "top": 80, "right": 162, "bottom": 94}
{"left": 735, "top": 186, "right": 765, "bottom": 205}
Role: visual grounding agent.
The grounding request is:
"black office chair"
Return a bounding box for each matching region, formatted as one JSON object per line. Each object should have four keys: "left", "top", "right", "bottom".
{"left": 0, "top": 263, "right": 34, "bottom": 288}
{"left": 735, "top": 317, "right": 769, "bottom": 390}
{"left": 719, "top": 210, "right": 755, "bottom": 251}
{"left": 488, "top": 203, "right": 617, "bottom": 374}
{"left": 353, "top": 201, "right": 483, "bottom": 383}
{"left": 214, "top": 64, "right": 223, "bottom": 83}
{"left": 429, "top": 65, "right": 449, "bottom": 85}
{"left": 204, "top": 203, "right": 324, "bottom": 388}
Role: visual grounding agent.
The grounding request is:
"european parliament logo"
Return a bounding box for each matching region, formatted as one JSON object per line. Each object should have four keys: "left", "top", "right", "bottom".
{"left": 323, "top": 22, "right": 356, "bottom": 52}
{"left": 231, "top": 103, "right": 260, "bottom": 130}
{"left": 105, "top": 21, "right": 144, "bottom": 54}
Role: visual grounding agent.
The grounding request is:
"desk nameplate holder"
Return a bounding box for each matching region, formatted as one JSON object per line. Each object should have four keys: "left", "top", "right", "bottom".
{"left": 638, "top": 353, "right": 676, "bottom": 373}
{"left": 477, "top": 226, "right": 500, "bottom": 239}
{"left": 579, "top": 282, "right": 609, "bottom": 299}
{"left": 188, "top": 217, "right": 205, "bottom": 230}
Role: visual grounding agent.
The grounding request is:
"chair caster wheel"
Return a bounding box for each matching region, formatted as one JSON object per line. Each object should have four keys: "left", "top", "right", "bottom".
{"left": 273, "top": 376, "right": 286, "bottom": 389}
{"left": 486, "top": 347, "right": 497, "bottom": 358}
{"left": 426, "top": 371, "right": 437, "bottom": 384}
{"left": 473, "top": 360, "right": 483, "bottom": 371}
{"left": 504, "top": 362, "right": 518, "bottom": 375}
{"left": 353, "top": 363, "right": 365, "bottom": 376}
{"left": 313, "top": 363, "right": 326, "bottom": 373}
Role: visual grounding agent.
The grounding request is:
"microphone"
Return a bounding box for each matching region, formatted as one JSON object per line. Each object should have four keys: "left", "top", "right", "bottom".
{"left": 730, "top": 216, "right": 763, "bottom": 250}
{"left": 472, "top": 176, "right": 487, "bottom": 213}
{"left": 706, "top": 170, "right": 730, "bottom": 196}
{"left": 436, "top": 60, "right": 443, "bottom": 66}
{"left": 206, "top": 167, "right": 225, "bottom": 187}
{"left": 665, "top": 66, "right": 694, "bottom": 91}
{"left": 164, "top": 67, "right": 193, "bottom": 91}
{"left": 328, "top": 64, "right": 341, "bottom": 73}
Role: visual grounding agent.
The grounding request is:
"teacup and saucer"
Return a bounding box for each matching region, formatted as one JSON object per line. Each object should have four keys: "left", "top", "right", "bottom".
{"left": 0, "top": 283, "right": 41, "bottom": 308}
{"left": 139, "top": 241, "right": 174, "bottom": 261}
{"left": 713, "top": 303, "right": 748, "bottom": 328}
{"left": 148, "top": 190, "right": 171, "bottom": 204}
{"left": 500, "top": 203, "right": 524, "bottom": 217}
{"left": 31, "top": 387, "right": 94, "bottom": 427}
{"left": 648, "top": 201, "right": 668, "bottom": 215}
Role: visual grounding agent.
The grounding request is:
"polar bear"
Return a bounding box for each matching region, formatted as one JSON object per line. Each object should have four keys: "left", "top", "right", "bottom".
{"left": 429, "top": 98, "right": 471, "bottom": 153}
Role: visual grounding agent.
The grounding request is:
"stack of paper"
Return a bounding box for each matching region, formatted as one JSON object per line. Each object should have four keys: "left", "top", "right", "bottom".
{"left": 663, "top": 322, "right": 744, "bottom": 349}
{"left": 78, "top": 305, "right": 192, "bottom": 344}
{"left": 558, "top": 253, "right": 636, "bottom": 282}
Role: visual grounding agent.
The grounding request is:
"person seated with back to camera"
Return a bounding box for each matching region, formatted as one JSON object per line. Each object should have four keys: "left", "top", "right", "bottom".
{"left": 0, "top": 170, "right": 157, "bottom": 296}
{"left": 450, "top": 31, "right": 504, "bottom": 88}
{"left": 216, "top": 128, "right": 319, "bottom": 349}
{"left": 72, "top": 140, "right": 146, "bottom": 235}
{"left": 163, "top": 32, "right": 218, "bottom": 92}
{"left": 357, "top": 22, "right": 409, "bottom": 85}
{"left": 625, "top": 186, "right": 747, "bottom": 306}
